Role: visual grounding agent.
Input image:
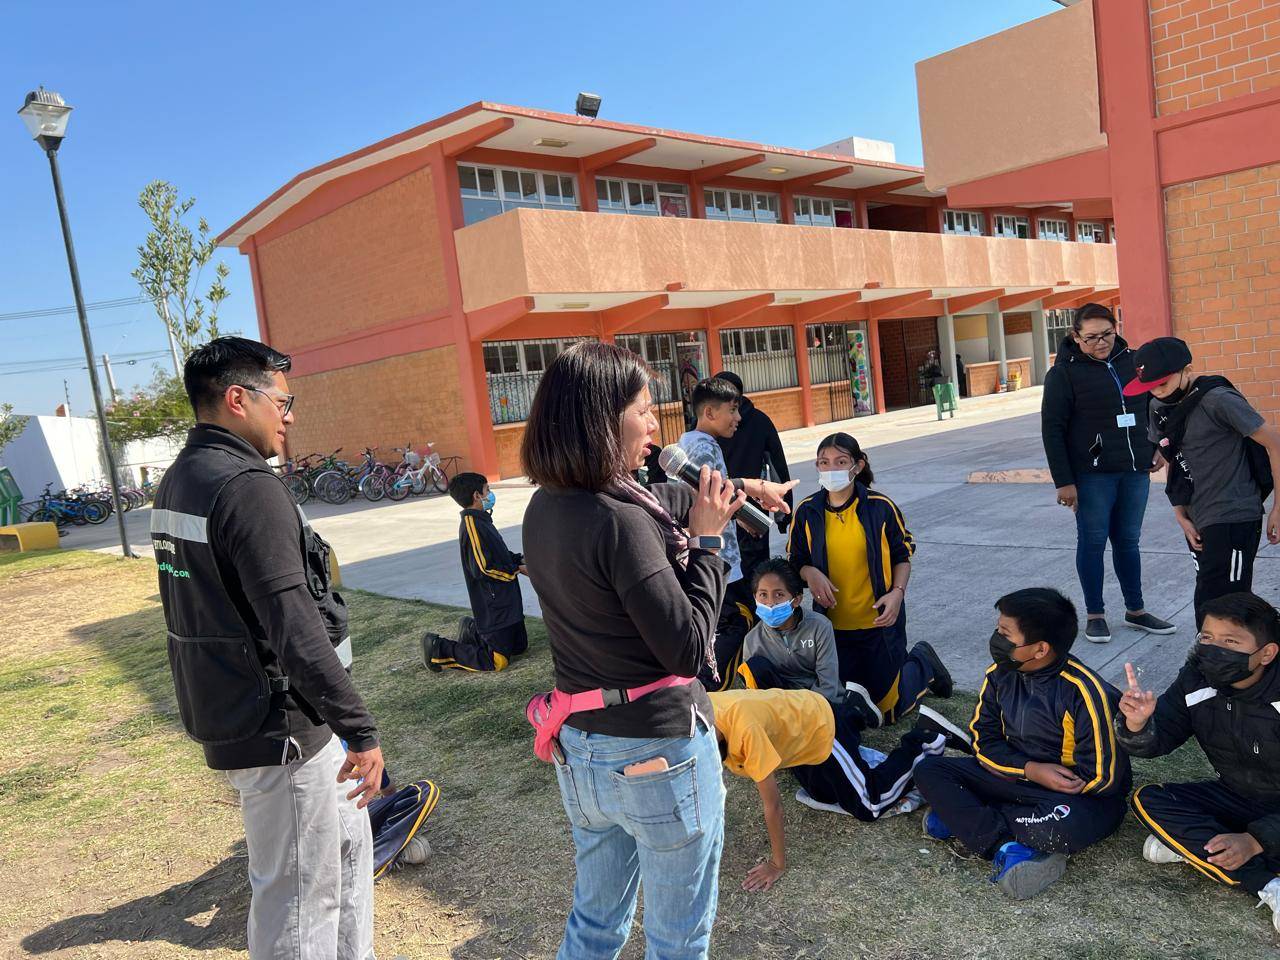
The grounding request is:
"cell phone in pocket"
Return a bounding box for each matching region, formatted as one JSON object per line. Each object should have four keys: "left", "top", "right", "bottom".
{"left": 623, "top": 756, "right": 670, "bottom": 777}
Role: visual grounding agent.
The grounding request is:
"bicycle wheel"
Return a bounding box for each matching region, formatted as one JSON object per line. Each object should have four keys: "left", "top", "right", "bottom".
{"left": 28, "top": 508, "right": 58, "bottom": 525}
{"left": 430, "top": 467, "right": 448, "bottom": 494}
{"left": 359, "top": 474, "right": 387, "bottom": 502}
{"left": 410, "top": 473, "right": 428, "bottom": 496}
{"left": 283, "top": 473, "right": 311, "bottom": 506}
{"left": 385, "top": 469, "right": 411, "bottom": 501}
{"left": 82, "top": 500, "right": 111, "bottom": 525}
{"left": 315, "top": 471, "right": 352, "bottom": 505}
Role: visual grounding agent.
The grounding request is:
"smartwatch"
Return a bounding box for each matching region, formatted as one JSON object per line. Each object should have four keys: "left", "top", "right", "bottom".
{"left": 690, "top": 535, "right": 724, "bottom": 552}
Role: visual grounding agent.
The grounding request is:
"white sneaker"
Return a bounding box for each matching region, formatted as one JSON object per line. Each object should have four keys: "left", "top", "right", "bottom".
{"left": 795, "top": 787, "right": 851, "bottom": 816}
{"left": 1257, "top": 878, "right": 1280, "bottom": 933}
{"left": 398, "top": 835, "right": 431, "bottom": 865}
{"left": 1142, "top": 834, "right": 1184, "bottom": 865}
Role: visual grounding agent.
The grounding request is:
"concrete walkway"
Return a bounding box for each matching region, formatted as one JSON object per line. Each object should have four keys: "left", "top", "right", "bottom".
{"left": 70, "top": 385, "right": 1279, "bottom": 694}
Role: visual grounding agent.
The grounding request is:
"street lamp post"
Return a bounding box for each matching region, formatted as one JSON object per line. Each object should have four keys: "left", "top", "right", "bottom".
{"left": 18, "top": 87, "right": 133, "bottom": 559}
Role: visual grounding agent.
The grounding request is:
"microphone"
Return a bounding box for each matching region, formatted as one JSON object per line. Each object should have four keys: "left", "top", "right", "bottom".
{"left": 658, "top": 444, "right": 772, "bottom": 537}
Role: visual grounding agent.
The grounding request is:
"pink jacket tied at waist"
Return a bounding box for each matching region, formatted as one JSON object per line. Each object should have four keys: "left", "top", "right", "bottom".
{"left": 526, "top": 675, "right": 698, "bottom": 762}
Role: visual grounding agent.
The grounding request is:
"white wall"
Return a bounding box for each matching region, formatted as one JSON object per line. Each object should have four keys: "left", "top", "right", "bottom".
{"left": 1005, "top": 332, "right": 1034, "bottom": 360}
{"left": 956, "top": 337, "right": 990, "bottom": 366}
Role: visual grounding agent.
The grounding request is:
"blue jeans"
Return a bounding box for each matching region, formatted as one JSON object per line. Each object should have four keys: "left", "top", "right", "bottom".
{"left": 1074, "top": 471, "right": 1150, "bottom": 616}
{"left": 553, "top": 719, "right": 725, "bottom": 960}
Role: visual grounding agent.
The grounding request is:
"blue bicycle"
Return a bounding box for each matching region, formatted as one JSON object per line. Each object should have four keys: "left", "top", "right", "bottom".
{"left": 25, "top": 484, "right": 110, "bottom": 527}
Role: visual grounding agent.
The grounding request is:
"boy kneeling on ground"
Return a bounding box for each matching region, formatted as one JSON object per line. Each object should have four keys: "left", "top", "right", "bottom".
{"left": 708, "top": 684, "right": 972, "bottom": 892}
{"left": 423, "top": 473, "right": 528, "bottom": 673}
{"left": 1119, "top": 592, "right": 1280, "bottom": 932}
{"left": 915, "top": 588, "right": 1131, "bottom": 900}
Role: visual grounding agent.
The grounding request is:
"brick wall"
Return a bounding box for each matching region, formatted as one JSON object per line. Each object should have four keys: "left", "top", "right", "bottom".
{"left": 1151, "top": 0, "right": 1280, "bottom": 116}
{"left": 813, "top": 380, "right": 855, "bottom": 424}
{"left": 284, "top": 345, "right": 470, "bottom": 468}
{"left": 965, "top": 358, "right": 1032, "bottom": 397}
{"left": 256, "top": 166, "right": 449, "bottom": 350}
{"left": 1165, "top": 161, "right": 1280, "bottom": 420}
{"left": 878, "top": 317, "right": 942, "bottom": 409}
{"left": 1004, "top": 312, "right": 1033, "bottom": 335}
{"left": 750, "top": 388, "right": 805, "bottom": 432}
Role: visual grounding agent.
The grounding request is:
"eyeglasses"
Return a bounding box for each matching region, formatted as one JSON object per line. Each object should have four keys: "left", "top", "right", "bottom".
{"left": 236, "top": 385, "right": 295, "bottom": 417}
{"left": 1079, "top": 331, "right": 1117, "bottom": 345}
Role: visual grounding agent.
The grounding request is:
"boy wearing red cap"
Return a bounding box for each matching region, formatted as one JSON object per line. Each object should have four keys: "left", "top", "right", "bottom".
{"left": 1124, "top": 337, "right": 1280, "bottom": 623}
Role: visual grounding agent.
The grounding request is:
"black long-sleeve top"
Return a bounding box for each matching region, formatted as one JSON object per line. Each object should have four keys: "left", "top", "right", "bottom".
{"left": 522, "top": 483, "right": 725, "bottom": 738}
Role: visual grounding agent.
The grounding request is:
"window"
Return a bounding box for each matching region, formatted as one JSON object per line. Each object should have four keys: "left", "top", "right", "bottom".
{"left": 705, "top": 188, "right": 781, "bottom": 223}
{"left": 1038, "top": 218, "right": 1069, "bottom": 242}
{"left": 806, "top": 323, "right": 851, "bottom": 385}
{"left": 793, "top": 196, "right": 854, "bottom": 228}
{"left": 459, "top": 164, "right": 577, "bottom": 225}
{"left": 484, "top": 337, "right": 592, "bottom": 423}
{"left": 943, "top": 210, "right": 984, "bottom": 236}
{"left": 1076, "top": 221, "right": 1106, "bottom": 243}
{"left": 1046, "top": 309, "right": 1075, "bottom": 354}
{"left": 1110, "top": 223, "right": 1117, "bottom": 244}
{"left": 596, "top": 178, "right": 689, "bottom": 218}
{"left": 994, "top": 214, "right": 1030, "bottom": 239}
{"left": 719, "top": 324, "right": 798, "bottom": 392}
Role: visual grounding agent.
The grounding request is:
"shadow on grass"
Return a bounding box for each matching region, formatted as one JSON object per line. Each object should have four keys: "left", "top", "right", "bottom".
{"left": 22, "top": 846, "right": 249, "bottom": 954}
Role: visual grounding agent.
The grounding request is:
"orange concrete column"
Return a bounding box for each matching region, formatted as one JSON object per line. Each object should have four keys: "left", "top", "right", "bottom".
{"left": 690, "top": 182, "right": 706, "bottom": 219}
{"left": 427, "top": 144, "right": 500, "bottom": 479}
{"left": 781, "top": 187, "right": 795, "bottom": 225}
{"left": 706, "top": 319, "right": 724, "bottom": 374}
{"left": 577, "top": 160, "right": 597, "bottom": 213}
{"left": 867, "top": 318, "right": 887, "bottom": 415}
{"left": 854, "top": 196, "right": 870, "bottom": 229}
{"left": 1094, "top": 0, "right": 1171, "bottom": 343}
{"left": 794, "top": 317, "right": 815, "bottom": 427}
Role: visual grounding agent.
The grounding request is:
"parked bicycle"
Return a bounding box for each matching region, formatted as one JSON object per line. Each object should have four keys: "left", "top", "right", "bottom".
{"left": 386, "top": 442, "right": 449, "bottom": 499}
{"left": 24, "top": 484, "right": 111, "bottom": 526}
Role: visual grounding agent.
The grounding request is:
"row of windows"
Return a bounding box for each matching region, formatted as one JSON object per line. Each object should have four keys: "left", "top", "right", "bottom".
{"left": 950, "top": 210, "right": 1114, "bottom": 243}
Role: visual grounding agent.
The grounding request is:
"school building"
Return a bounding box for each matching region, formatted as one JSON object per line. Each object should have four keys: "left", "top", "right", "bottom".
{"left": 218, "top": 101, "right": 1121, "bottom": 478}
{"left": 917, "top": 0, "right": 1280, "bottom": 421}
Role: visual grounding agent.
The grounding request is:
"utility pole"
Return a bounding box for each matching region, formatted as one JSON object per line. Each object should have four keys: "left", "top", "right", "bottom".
{"left": 160, "top": 296, "right": 182, "bottom": 378}
{"left": 62, "top": 379, "right": 72, "bottom": 417}
{"left": 102, "top": 354, "right": 118, "bottom": 401}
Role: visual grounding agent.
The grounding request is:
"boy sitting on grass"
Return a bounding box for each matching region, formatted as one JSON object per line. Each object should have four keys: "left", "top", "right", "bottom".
{"left": 1119, "top": 592, "right": 1280, "bottom": 933}
{"left": 422, "top": 472, "right": 527, "bottom": 673}
{"left": 708, "top": 685, "right": 972, "bottom": 892}
{"left": 914, "top": 588, "right": 1131, "bottom": 900}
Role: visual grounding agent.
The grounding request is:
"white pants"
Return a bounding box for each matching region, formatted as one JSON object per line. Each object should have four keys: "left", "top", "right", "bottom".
{"left": 226, "top": 735, "right": 375, "bottom": 960}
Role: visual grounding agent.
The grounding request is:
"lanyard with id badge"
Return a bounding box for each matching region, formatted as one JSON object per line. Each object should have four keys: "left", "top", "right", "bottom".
{"left": 1107, "top": 363, "right": 1137, "bottom": 428}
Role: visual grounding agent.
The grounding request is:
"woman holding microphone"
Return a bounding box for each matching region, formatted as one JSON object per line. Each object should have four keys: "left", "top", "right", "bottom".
{"left": 521, "top": 341, "right": 793, "bottom": 960}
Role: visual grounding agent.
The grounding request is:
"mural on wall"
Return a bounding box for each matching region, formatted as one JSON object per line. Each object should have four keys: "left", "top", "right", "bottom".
{"left": 848, "top": 323, "right": 874, "bottom": 416}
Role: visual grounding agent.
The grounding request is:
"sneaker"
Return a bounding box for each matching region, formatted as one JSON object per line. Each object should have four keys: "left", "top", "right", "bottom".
{"left": 457, "top": 615, "right": 478, "bottom": 646}
{"left": 422, "top": 633, "right": 444, "bottom": 673}
{"left": 1085, "top": 618, "right": 1112, "bottom": 643}
{"left": 915, "top": 704, "right": 974, "bottom": 755}
{"left": 795, "top": 787, "right": 851, "bottom": 816}
{"left": 843, "top": 682, "right": 884, "bottom": 729}
{"left": 913, "top": 641, "right": 954, "bottom": 699}
{"left": 1257, "top": 878, "right": 1280, "bottom": 934}
{"left": 1142, "top": 834, "right": 1185, "bottom": 865}
{"left": 399, "top": 835, "right": 431, "bottom": 865}
{"left": 922, "top": 808, "right": 953, "bottom": 841}
{"left": 991, "top": 842, "right": 1068, "bottom": 900}
{"left": 1125, "top": 612, "right": 1178, "bottom": 635}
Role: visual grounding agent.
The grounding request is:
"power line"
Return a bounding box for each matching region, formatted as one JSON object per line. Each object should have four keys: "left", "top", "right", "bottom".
{"left": 0, "top": 351, "right": 167, "bottom": 377}
{"left": 0, "top": 295, "right": 150, "bottom": 323}
{"left": 0, "top": 348, "right": 167, "bottom": 369}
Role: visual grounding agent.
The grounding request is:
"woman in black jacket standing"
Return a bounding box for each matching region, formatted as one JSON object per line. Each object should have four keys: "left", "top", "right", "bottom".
{"left": 1041, "top": 303, "right": 1176, "bottom": 643}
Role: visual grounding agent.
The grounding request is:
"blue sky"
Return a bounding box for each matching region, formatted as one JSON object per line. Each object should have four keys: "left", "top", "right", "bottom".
{"left": 0, "top": 0, "right": 1060, "bottom": 414}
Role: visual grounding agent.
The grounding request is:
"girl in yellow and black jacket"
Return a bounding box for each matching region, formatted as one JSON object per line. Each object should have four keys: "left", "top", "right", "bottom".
{"left": 787, "top": 432, "right": 952, "bottom": 725}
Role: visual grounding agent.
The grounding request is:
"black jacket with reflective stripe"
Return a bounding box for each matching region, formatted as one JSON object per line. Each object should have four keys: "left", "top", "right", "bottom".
{"left": 1117, "top": 659, "right": 1280, "bottom": 852}
{"left": 153, "top": 424, "right": 357, "bottom": 770}
{"left": 458, "top": 508, "right": 524, "bottom": 633}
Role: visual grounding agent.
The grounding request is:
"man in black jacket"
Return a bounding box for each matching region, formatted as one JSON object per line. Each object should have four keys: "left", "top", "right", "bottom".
{"left": 154, "top": 337, "right": 382, "bottom": 959}
{"left": 1119, "top": 592, "right": 1280, "bottom": 932}
{"left": 714, "top": 370, "right": 793, "bottom": 585}
{"left": 1041, "top": 303, "right": 1174, "bottom": 643}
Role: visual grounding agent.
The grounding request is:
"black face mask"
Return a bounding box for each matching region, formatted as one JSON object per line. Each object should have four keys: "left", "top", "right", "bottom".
{"left": 990, "top": 630, "right": 1022, "bottom": 672}
{"left": 1161, "top": 374, "right": 1189, "bottom": 405}
{"left": 1191, "top": 643, "right": 1255, "bottom": 690}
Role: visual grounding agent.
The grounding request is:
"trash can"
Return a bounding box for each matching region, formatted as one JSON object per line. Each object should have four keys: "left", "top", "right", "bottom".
{"left": 933, "top": 382, "right": 958, "bottom": 421}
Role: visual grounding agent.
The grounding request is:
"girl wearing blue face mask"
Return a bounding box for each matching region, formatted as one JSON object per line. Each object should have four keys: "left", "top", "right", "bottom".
{"left": 788, "top": 433, "right": 954, "bottom": 726}
{"left": 736, "top": 558, "right": 845, "bottom": 704}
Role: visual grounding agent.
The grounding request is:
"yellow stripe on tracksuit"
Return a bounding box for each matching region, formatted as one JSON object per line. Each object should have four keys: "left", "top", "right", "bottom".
{"left": 867, "top": 493, "right": 915, "bottom": 557}
{"left": 1060, "top": 711, "right": 1076, "bottom": 767}
{"left": 1061, "top": 663, "right": 1118, "bottom": 794}
{"left": 786, "top": 495, "right": 817, "bottom": 557}
{"left": 1132, "top": 784, "right": 1238, "bottom": 886}
{"left": 374, "top": 779, "right": 443, "bottom": 879}
{"left": 465, "top": 516, "right": 516, "bottom": 582}
{"left": 969, "top": 665, "right": 1026, "bottom": 777}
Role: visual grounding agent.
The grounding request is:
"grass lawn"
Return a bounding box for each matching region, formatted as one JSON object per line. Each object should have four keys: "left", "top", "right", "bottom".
{"left": 1, "top": 549, "right": 1276, "bottom": 959}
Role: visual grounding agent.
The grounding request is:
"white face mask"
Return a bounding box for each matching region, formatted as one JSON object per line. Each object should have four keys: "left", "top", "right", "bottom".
{"left": 818, "top": 469, "right": 854, "bottom": 492}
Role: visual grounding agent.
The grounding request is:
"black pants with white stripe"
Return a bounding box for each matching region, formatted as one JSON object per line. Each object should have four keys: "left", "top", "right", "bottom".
{"left": 913, "top": 756, "right": 1127, "bottom": 859}
{"left": 701, "top": 579, "right": 755, "bottom": 692}
{"left": 791, "top": 699, "right": 945, "bottom": 822}
{"left": 1132, "top": 780, "right": 1280, "bottom": 895}
{"left": 1192, "top": 519, "right": 1262, "bottom": 627}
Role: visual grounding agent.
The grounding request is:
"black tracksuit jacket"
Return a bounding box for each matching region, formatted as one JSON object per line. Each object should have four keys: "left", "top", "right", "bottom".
{"left": 1041, "top": 335, "right": 1155, "bottom": 488}
{"left": 458, "top": 508, "right": 524, "bottom": 633}
{"left": 1116, "top": 660, "right": 1280, "bottom": 853}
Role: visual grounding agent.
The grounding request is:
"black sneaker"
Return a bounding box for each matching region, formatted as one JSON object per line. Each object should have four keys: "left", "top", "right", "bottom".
{"left": 915, "top": 704, "right": 974, "bottom": 755}
{"left": 457, "top": 615, "right": 478, "bottom": 646}
{"left": 913, "top": 641, "right": 954, "bottom": 699}
{"left": 1085, "top": 618, "right": 1112, "bottom": 643}
{"left": 422, "top": 632, "right": 444, "bottom": 672}
{"left": 842, "top": 682, "right": 884, "bottom": 729}
{"left": 1125, "top": 611, "right": 1177, "bottom": 635}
